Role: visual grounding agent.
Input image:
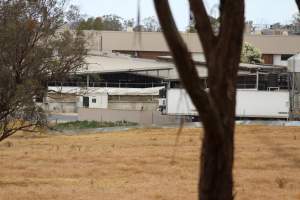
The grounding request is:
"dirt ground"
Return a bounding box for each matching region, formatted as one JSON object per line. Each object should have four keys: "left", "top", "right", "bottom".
{"left": 0, "top": 125, "right": 299, "bottom": 200}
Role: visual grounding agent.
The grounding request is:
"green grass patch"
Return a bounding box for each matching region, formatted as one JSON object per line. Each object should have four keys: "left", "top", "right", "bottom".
{"left": 52, "top": 120, "right": 138, "bottom": 130}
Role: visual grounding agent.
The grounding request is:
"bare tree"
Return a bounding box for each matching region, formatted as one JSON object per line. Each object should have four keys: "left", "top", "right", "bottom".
{"left": 0, "top": 0, "right": 87, "bottom": 141}
{"left": 154, "top": 0, "right": 244, "bottom": 199}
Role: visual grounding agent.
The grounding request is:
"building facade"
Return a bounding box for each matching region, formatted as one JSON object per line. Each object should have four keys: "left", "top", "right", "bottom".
{"left": 83, "top": 31, "right": 300, "bottom": 66}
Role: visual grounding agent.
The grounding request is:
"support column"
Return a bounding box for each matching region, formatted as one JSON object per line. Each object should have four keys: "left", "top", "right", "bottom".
{"left": 256, "top": 70, "right": 259, "bottom": 90}
{"left": 86, "top": 74, "right": 90, "bottom": 88}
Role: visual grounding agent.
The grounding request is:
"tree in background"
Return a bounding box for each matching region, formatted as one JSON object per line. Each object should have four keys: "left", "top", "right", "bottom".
{"left": 76, "top": 14, "right": 161, "bottom": 32}
{"left": 66, "top": 4, "right": 84, "bottom": 30}
{"left": 101, "top": 14, "right": 124, "bottom": 31}
{"left": 241, "top": 42, "right": 262, "bottom": 64}
{"left": 123, "top": 18, "right": 135, "bottom": 31}
{"left": 154, "top": 0, "right": 244, "bottom": 199}
{"left": 0, "top": 0, "right": 87, "bottom": 141}
{"left": 187, "top": 15, "right": 219, "bottom": 33}
{"left": 77, "top": 14, "right": 124, "bottom": 31}
{"left": 78, "top": 17, "right": 103, "bottom": 30}
{"left": 142, "top": 16, "right": 161, "bottom": 32}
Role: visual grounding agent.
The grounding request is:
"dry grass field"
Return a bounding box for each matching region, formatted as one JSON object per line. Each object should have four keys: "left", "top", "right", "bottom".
{"left": 0, "top": 125, "right": 299, "bottom": 200}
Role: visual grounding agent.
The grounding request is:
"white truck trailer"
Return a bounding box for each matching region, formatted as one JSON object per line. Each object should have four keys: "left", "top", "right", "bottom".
{"left": 159, "top": 88, "right": 290, "bottom": 119}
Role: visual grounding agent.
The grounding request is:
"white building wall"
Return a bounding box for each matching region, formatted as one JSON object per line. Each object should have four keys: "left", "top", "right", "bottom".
{"left": 89, "top": 94, "right": 108, "bottom": 109}
{"left": 273, "top": 54, "right": 288, "bottom": 66}
{"left": 78, "top": 93, "right": 108, "bottom": 109}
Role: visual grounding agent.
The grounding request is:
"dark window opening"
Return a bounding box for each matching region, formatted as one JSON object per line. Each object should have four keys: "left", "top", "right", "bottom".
{"left": 281, "top": 54, "right": 293, "bottom": 61}
{"left": 83, "top": 97, "right": 89, "bottom": 108}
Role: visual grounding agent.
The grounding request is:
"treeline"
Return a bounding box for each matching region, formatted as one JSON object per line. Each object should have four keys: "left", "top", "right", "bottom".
{"left": 76, "top": 15, "right": 161, "bottom": 32}
{"left": 67, "top": 6, "right": 161, "bottom": 32}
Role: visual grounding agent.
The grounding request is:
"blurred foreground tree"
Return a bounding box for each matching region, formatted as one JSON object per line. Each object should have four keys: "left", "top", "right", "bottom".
{"left": 294, "top": 1, "right": 300, "bottom": 25}
{"left": 0, "top": 0, "right": 87, "bottom": 141}
{"left": 154, "top": 0, "right": 244, "bottom": 199}
{"left": 187, "top": 15, "right": 219, "bottom": 33}
{"left": 155, "top": 0, "right": 300, "bottom": 199}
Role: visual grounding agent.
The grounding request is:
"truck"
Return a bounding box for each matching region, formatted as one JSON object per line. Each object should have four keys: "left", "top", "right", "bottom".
{"left": 159, "top": 88, "right": 290, "bottom": 119}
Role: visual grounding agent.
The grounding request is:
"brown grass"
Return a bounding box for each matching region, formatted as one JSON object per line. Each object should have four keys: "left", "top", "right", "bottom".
{"left": 0, "top": 126, "right": 299, "bottom": 200}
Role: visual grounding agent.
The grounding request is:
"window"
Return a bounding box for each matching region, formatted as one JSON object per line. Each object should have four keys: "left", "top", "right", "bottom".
{"left": 281, "top": 54, "right": 293, "bottom": 61}
{"left": 92, "top": 98, "right": 97, "bottom": 103}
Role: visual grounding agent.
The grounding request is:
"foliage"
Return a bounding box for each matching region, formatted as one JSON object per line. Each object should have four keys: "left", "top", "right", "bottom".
{"left": 78, "top": 14, "right": 124, "bottom": 31}
{"left": 77, "top": 15, "right": 161, "bottom": 32}
{"left": 78, "top": 17, "right": 103, "bottom": 30}
{"left": 123, "top": 18, "right": 135, "bottom": 30}
{"left": 241, "top": 42, "right": 262, "bottom": 64}
{"left": 102, "top": 14, "right": 124, "bottom": 31}
{"left": 53, "top": 120, "right": 138, "bottom": 130}
{"left": 142, "top": 16, "right": 161, "bottom": 32}
{"left": 0, "top": 0, "right": 87, "bottom": 141}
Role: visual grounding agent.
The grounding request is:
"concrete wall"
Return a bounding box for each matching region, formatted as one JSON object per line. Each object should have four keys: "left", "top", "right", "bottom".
{"left": 108, "top": 101, "right": 158, "bottom": 111}
{"left": 78, "top": 108, "right": 180, "bottom": 125}
{"left": 44, "top": 102, "right": 77, "bottom": 113}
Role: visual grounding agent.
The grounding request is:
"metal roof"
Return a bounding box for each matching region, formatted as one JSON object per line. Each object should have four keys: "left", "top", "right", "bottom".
{"left": 76, "top": 52, "right": 286, "bottom": 81}
{"left": 157, "top": 54, "right": 286, "bottom": 71}
{"left": 77, "top": 53, "right": 174, "bottom": 74}
{"left": 48, "top": 86, "right": 164, "bottom": 96}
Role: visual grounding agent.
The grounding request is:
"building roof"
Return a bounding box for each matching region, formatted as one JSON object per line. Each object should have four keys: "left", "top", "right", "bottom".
{"left": 84, "top": 31, "right": 300, "bottom": 55}
{"left": 78, "top": 53, "right": 174, "bottom": 74}
{"left": 48, "top": 86, "right": 164, "bottom": 96}
{"left": 77, "top": 53, "right": 281, "bottom": 80}
{"left": 76, "top": 53, "right": 208, "bottom": 79}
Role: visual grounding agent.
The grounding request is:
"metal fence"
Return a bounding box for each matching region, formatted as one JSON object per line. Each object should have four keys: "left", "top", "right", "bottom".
{"left": 47, "top": 81, "right": 167, "bottom": 88}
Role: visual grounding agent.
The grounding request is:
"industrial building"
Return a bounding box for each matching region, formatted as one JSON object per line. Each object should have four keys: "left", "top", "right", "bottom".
{"left": 82, "top": 31, "right": 300, "bottom": 66}
{"left": 45, "top": 31, "right": 300, "bottom": 123}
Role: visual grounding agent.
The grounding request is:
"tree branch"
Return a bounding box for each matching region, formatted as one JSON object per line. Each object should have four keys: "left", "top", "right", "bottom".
{"left": 188, "top": 0, "right": 217, "bottom": 56}
{"left": 0, "top": 123, "right": 38, "bottom": 142}
{"left": 219, "top": 0, "right": 245, "bottom": 46}
{"left": 153, "top": 0, "right": 225, "bottom": 143}
{"left": 296, "top": 0, "right": 300, "bottom": 11}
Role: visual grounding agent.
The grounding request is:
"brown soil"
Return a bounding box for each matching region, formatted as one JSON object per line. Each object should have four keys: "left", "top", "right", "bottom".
{"left": 0, "top": 125, "right": 299, "bottom": 200}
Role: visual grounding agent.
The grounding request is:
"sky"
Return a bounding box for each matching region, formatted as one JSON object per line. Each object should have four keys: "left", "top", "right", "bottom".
{"left": 71, "top": 0, "right": 299, "bottom": 30}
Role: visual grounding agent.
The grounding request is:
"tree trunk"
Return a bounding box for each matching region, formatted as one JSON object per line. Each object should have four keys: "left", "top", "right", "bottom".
{"left": 199, "top": 122, "right": 234, "bottom": 200}
{"left": 154, "top": 1, "right": 244, "bottom": 199}
{"left": 296, "top": 0, "right": 300, "bottom": 10}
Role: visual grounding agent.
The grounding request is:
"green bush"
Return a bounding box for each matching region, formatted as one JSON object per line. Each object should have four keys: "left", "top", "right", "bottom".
{"left": 53, "top": 120, "right": 138, "bottom": 130}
